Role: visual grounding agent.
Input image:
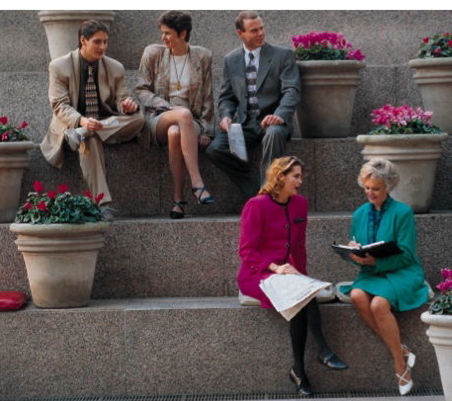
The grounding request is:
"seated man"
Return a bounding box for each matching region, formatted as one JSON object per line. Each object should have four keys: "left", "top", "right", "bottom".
{"left": 206, "top": 10, "right": 300, "bottom": 199}
{"left": 40, "top": 19, "right": 144, "bottom": 211}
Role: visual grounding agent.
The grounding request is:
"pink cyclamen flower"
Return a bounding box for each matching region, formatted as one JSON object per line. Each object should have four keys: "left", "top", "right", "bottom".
{"left": 33, "top": 181, "right": 44, "bottom": 193}
{"left": 347, "top": 49, "right": 365, "bottom": 61}
{"left": 95, "top": 193, "right": 105, "bottom": 204}
{"left": 422, "top": 37, "right": 430, "bottom": 43}
{"left": 84, "top": 191, "right": 93, "bottom": 199}
{"left": 24, "top": 203, "right": 33, "bottom": 210}
{"left": 441, "top": 268, "right": 452, "bottom": 280}
{"left": 58, "top": 184, "right": 69, "bottom": 194}
{"left": 47, "top": 190, "right": 57, "bottom": 199}
{"left": 36, "top": 201, "right": 47, "bottom": 211}
{"left": 20, "top": 121, "right": 28, "bottom": 129}
{"left": 0, "top": 116, "right": 7, "bottom": 125}
{"left": 1, "top": 132, "right": 9, "bottom": 141}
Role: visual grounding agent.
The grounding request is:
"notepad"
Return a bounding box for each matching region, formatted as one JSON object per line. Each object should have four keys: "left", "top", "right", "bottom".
{"left": 332, "top": 241, "right": 402, "bottom": 260}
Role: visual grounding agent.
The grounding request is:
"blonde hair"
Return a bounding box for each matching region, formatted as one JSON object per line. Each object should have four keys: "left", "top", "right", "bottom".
{"left": 358, "top": 158, "right": 399, "bottom": 192}
{"left": 259, "top": 156, "right": 304, "bottom": 198}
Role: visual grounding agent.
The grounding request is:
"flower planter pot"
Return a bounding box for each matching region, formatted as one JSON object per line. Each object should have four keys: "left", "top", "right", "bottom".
{"left": 409, "top": 58, "right": 452, "bottom": 134}
{"left": 296, "top": 60, "right": 365, "bottom": 138}
{"left": 0, "top": 141, "right": 37, "bottom": 223}
{"left": 38, "top": 10, "right": 115, "bottom": 60}
{"left": 356, "top": 133, "right": 448, "bottom": 213}
{"left": 10, "top": 222, "right": 109, "bottom": 308}
{"left": 421, "top": 311, "right": 452, "bottom": 401}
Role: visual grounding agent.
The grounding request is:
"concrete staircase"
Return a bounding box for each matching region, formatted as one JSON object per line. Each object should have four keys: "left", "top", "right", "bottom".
{"left": 1, "top": 9, "right": 451, "bottom": 401}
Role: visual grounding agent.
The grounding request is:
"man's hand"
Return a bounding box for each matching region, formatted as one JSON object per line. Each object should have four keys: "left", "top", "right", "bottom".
{"left": 121, "top": 97, "right": 139, "bottom": 114}
{"left": 220, "top": 117, "right": 232, "bottom": 132}
{"left": 80, "top": 117, "right": 103, "bottom": 132}
{"left": 261, "top": 114, "right": 283, "bottom": 128}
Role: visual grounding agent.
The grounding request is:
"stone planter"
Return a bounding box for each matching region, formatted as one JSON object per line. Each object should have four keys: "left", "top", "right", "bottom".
{"left": 38, "top": 10, "right": 115, "bottom": 60}
{"left": 421, "top": 311, "right": 452, "bottom": 401}
{"left": 409, "top": 58, "right": 452, "bottom": 134}
{"left": 356, "top": 133, "right": 448, "bottom": 213}
{"left": 296, "top": 60, "right": 365, "bottom": 138}
{"left": 0, "top": 141, "right": 37, "bottom": 223}
{"left": 10, "top": 222, "right": 109, "bottom": 308}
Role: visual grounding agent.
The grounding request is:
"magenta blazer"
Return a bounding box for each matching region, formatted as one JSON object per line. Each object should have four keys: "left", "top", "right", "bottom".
{"left": 238, "top": 193, "right": 308, "bottom": 308}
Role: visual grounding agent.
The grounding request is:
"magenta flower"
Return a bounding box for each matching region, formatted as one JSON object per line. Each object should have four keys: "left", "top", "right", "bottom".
{"left": 36, "top": 201, "right": 47, "bottom": 211}
{"left": 20, "top": 121, "right": 28, "bottom": 129}
{"left": 33, "top": 181, "right": 44, "bottom": 193}
{"left": 95, "top": 193, "right": 104, "bottom": 204}
{"left": 0, "top": 116, "right": 7, "bottom": 125}
{"left": 58, "top": 184, "right": 69, "bottom": 194}
{"left": 84, "top": 191, "right": 93, "bottom": 199}
{"left": 47, "top": 190, "right": 57, "bottom": 199}
{"left": 24, "top": 203, "right": 33, "bottom": 210}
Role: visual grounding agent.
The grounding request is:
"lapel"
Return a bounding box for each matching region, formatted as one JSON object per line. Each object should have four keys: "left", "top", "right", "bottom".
{"left": 98, "top": 57, "right": 109, "bottom": 104}
{"left": 232, "top": 48, "right": 247, "bottom": 98}
{"left": 70, "top": 50, "right": 81, "bottom": 107}
{"left": 256, "top": 43, "right": 272, "bottom": 92}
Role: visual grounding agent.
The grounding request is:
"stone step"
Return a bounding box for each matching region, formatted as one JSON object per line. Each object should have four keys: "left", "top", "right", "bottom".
{"left": 1, "top": 212, "right": 450, "bottom": 299}
{"left": 0, "top": 298, "right": 441, "bottom": 400}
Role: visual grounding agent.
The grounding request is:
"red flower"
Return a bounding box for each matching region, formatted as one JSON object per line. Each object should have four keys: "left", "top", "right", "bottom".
{"left": 422, "top": 37, "right": 430, "bottom": 43}
{"left": 448, "top": 40, "right": 452, "bottom": 47}
{"left": 0, "top": 116, "right": 7, "bottom": 125}
{"left": 36, "top": 201, "right": 47, "bottom": 211}
{"left": 95, "top": 193, "right": 104, "bottom": 204}
{"left": 58, "top": 184, "right": 69, "bottom": 194}
{"left": 33, "top": 181, "right": 44, "bottom": 193}
{"left": 20, "top": 121, "right": 28, "bottom": 129}
{"left": 84, "top": 191, "right": 93, "bottom": 199}
{"left": 24, "top": 203, "right": 33, "bottom": 210}
{"left": 1, "top": 132, "right": 9, "bottom": 141}
{"left": 47, "top": 190, "right": 57, "bottom": 199}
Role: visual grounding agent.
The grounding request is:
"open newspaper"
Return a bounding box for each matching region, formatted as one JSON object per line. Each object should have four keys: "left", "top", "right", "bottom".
{"left": 227, "top": 123, "right": 248, "bottom": 162}
{"left": 259, "top": 273, "right": 331, "bottom": 321}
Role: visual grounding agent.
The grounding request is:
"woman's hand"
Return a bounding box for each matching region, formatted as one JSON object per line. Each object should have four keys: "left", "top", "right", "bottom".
{"left": 269, "top": 263, "right": 301, "bottom": 275}
{"left": 349, "top": 252, "right": 376, "bottom": 266}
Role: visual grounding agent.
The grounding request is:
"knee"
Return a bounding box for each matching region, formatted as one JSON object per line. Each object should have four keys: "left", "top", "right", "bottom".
{"left": 176, "top": 108, "right": 194, "bottom": 123}
{"left": 263, "top": 124, "right": 288, "bottom": 143}
{"left": 369, "top": 297, "right": 390, "bottom": 317}
{"left": 350, "top": 289, "right": 367, "bottom": 308}
{"left": 167, "top": 125, "right": 181, "bottom": 146}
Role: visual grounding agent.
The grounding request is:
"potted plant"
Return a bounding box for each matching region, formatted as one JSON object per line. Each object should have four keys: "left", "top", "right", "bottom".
{"left": 409, "top": 32, "right": 452, "bottom": 134}
{"left": 9, "top": 181, "right": 110, "bottom": 309}
{"left": 421, "top": 268, "right": 452, "bottom": 401}
{"left": 0, "top": 116, "right": 37, "bottom": 223}
{"left": 356, "top": 104, "right": 448, "bottom": 213}
{"left": 292, "top": 31, "right": 366, "bottom": 138}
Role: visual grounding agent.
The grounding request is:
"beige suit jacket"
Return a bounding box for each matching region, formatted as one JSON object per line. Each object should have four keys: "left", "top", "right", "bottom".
{"left": 41, "top": 50, "right": 132, "bottom": 168}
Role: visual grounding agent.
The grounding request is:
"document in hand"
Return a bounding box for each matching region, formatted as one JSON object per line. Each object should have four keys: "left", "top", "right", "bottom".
{"left": 259, "top": 274, "right": 331, "bottom": 321}
{"left": 227, "top": 123, "right": 248, "bottom": 162}
{"left": 331, "top": 241, "right": 402, "bottom": 261}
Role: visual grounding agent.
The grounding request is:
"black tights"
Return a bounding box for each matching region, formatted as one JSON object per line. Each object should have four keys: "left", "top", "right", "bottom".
{"left": 290, "top": 298, "right": 330, "bottom": 377}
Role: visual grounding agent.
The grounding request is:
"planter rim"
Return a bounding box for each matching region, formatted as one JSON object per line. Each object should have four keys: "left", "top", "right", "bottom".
{"left": 0, "top": 141, "right": 38, "bottom": 152}
{"left": 296, "top": 59, "right": 365, "bottom": 69}
{"left": 10, "top": 221, "right": 110, "bottom": 235}
{"left": 409, "top": 57, "right": 452, "bottom": 68}
{"left": 421, "top": 310, "right": 452, "bottom": 327}
{"left": 356, "top": 133, "right": 449, "bottom": 144}
{"left": 38, "top": 10, "right": 115, "bottom": 22}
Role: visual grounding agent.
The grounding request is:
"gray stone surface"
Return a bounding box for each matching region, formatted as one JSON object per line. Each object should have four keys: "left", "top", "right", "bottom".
{"left": 0, "top": 298, "right": 441, "bottom": 400}
{"left": 1, "top": 212, "right": 451, "bottom": 299}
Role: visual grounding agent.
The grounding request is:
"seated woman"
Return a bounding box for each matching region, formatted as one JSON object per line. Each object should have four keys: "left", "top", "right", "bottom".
{"left": 341, "top": 158, "right": 429, "bottom": 396}
{"left": 238, "top": 156, "right": 347, "bottom": 397}
{"left": 136, "top": 10, "right": 214, "bottom": 219}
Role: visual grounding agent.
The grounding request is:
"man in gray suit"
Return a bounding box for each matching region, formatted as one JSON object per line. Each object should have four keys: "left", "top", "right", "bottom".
{"left": 206, "top": 11, "right": 300, "bottom": 199}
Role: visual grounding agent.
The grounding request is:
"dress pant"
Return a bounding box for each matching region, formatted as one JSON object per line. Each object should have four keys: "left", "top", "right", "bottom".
{"left": 79, "top": 113, "right": 144, "bottom": 205}
{"left": 206, "top": 117, "right": 290, "bottom": 199}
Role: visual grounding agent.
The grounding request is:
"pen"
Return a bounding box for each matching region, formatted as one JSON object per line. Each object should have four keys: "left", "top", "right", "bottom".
{"left": 353, "top": 236, "right": 356, "bottom": 243}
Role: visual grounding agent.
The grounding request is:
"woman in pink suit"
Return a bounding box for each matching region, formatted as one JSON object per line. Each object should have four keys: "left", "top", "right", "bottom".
{"left": 238, "top": 156, "right": 347, "bottom": 397}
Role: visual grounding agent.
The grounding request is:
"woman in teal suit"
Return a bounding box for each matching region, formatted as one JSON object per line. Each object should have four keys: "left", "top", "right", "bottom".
{"left": 342, "top": 158, "right": 428, "bottom": 396}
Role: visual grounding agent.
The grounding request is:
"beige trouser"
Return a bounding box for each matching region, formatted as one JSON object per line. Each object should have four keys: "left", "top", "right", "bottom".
{"left": 78, "top": 113, "right": 144, "bottom": 205}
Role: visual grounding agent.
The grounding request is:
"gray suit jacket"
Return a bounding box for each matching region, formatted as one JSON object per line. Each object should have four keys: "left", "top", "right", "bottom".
{"left": 41, "top": 50, "right": 132, "bottom": 168}
{"left": 218, "top": 42, "right": 300, "bottom": 128}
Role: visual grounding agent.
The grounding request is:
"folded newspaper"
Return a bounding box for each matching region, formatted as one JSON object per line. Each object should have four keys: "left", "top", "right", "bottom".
{"left": 73, "top": 118, "right": 119, "bottom": 136}
{"left": 259, "top": 273, "right": 331, "bottom": 321}
{"left": 227, "top": 123, "right": 248, "bottom": 162}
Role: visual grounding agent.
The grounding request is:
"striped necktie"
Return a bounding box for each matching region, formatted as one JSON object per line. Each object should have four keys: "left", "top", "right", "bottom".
{"left": 85, "top": 65, "right": 99, "bottom": 119}
{"left": 246, "top": 52, "right": 260, "bottom": 118}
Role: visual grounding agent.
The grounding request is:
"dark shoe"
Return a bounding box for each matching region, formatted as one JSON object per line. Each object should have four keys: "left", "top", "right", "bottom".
{"left": 289, "top": 368, "right": 312, "bottom": 397}
{"left": 170, "top": 201, "right": 187, "bottom": 219}
{"left": 192, "top": 187, "right": 215, "bottom": 205}
{"left": 64, "top": 129, "right": 82, "bottom": 151}
{"left": 318, "top": 351, "right": 348, "bottom": 370}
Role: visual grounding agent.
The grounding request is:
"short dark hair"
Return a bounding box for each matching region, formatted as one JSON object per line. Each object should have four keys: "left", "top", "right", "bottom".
{"left": 234, "top": 10, "right": 260, "bottom": 31}
{"left": 78, "top": 20, "right": 109, "bottom": 49}
{"left": 158, "top": 10, "right": 192, "bottom": 43}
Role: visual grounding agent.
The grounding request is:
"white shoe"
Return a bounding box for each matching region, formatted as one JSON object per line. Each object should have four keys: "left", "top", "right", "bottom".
{"left": 402, "top": 344, "right": 416, "bottom": 368}
{"left": 396, "top": 366, "right": 413, "bottom": 396}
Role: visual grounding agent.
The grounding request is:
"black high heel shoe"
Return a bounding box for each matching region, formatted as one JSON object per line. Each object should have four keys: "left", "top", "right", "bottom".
{"left": 170, "top": 201, "right": 187, "bottom": 219}
{"left": 318, "top": 351, "right": 348, "bottom": 370}
{"left": 289, "top": 368, "right": 312, "bottom": 397}
{"left": 192, "top": 187, "right": 215, "bottom": 205}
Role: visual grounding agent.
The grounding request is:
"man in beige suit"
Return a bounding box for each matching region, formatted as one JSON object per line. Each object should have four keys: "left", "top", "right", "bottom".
{"left": 41, "top": 20, "right": 144, "bottom": 212}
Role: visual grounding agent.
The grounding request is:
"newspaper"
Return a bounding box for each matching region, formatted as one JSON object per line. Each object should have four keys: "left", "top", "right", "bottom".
{"left": 227, "top": 123, "right": 248, "bottom": 162}
{"left": 259, "top": 274, "right": 331, "bottom": 321}
{"left": 73, "top": 118, "right": 119, "bottom": 137}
